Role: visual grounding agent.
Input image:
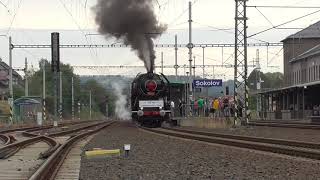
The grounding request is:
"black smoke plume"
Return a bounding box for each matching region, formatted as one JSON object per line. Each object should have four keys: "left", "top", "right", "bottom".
{"left": 93, "top": 0, "right": 167, "bottom": 73}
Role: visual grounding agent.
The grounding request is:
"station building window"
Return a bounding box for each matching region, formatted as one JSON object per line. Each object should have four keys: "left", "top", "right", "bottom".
{"left": 316, "top": 66, "right": 319, "bottom": 80}
{"left": 314, "top": 66, "right": 316, "bottom": 81}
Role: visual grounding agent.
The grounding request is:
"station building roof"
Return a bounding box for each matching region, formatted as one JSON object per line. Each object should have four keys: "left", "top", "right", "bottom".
{"left": 290, "top": 44, "right": 320, "bottom": 63}
{"left": 282, "top": 20, "right": 320, "bottom": 42}
{"left": 258, "top": 80, "right": 320, "bottom": 94}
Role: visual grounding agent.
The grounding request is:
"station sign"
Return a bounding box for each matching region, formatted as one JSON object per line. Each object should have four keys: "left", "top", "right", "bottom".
{"left": 193, "top": 79, "right": 223, "bottom": 88}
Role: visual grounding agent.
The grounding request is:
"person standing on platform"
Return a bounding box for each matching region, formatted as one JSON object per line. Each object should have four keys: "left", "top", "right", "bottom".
{"left": 179, "top": 99, "right": 183, "bottom": 117}
{"left": 198, "top": 97, "right": 204, "bottom": 117}
{"left": 213, "top": 98, "right": 220, "bottom": 118}
{"left": 170, "top": 100, "right": 175, "bottom": 117}
{"left": 193, "top": 99, "right": 198, "bottom": 117}
{"left": 209, "top": 98, "right": 215, "bottom": 118}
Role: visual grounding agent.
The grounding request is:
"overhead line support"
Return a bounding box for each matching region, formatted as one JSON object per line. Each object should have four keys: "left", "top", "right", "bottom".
{"left": 234, "top": 0, "right": 249, "bottom": 126}
{"left": 11, "top": 43, "right": 282, "bottom": 49}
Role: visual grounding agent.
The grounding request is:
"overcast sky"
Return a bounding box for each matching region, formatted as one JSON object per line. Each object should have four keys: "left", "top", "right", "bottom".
{"left": 1, "top": 0, "right": 320, "bottom": 78}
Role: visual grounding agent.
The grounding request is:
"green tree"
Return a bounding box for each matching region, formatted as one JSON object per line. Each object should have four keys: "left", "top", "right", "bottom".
{"left": 27, "top": 59, "right": 113, "bottom": 119}
{"left": 13, "top": 85, "right": 24, "bottom": 99}
{"left": 248, "top": 70, "right": 284, "bottom": 90}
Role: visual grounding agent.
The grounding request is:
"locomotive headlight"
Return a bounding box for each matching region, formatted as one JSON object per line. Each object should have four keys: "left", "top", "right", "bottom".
{"left": 145, "top": 80, "right": 157, "bottom": 92}
{"left": 160, "top": 110, "right": 166, "bottom": 117}
{"left": 137, "top": 110, "right": 144, "bottom": 117}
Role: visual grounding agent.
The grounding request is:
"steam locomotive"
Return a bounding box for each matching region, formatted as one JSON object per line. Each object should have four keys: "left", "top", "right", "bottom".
{"left": 131, "top": 72, "right": 172, "bottom": 127}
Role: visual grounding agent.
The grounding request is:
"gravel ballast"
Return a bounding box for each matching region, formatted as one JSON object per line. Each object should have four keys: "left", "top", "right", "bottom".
{"left": 179, "top": 125, "right": 320, "bottom": 143}
{"left": 80, "top": 121, "right": 320, "bottom": 179}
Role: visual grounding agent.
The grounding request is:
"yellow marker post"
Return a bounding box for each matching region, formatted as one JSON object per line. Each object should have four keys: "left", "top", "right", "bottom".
{"left": 85, "top": 149, "right": 121, "bottom": 159}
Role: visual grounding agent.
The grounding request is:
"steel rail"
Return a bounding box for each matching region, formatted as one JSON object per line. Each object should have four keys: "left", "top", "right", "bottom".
{"left": 248, "top": 121, "right": 320, "bottom": 129}
{"left": 0, "top": 134, "right": 14, "bottom": 145}
{"left": 0, "top": 135, "right": 59, "bottom": 159}
{"left": 0, "top": 120, "right": 94, "bottom": 134}
{"left": 142, "top": 127, "right": 320, "bottom": 160}
{"left": 48, "top": 121, "right": 108, "bottom": 137}
{"left": 29, "top": 121, "right": 115, "bottom": 180}
{"left": 164, "top": 127, "right": 320, "bottom": 149}
{"left": 0, "top": 121, "right": 109, "bottom": 159}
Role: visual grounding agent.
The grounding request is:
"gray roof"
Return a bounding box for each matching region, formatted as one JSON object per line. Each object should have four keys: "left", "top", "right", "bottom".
{"left": 259, "top": 80, "right": 320, "bottom": 94}
{"left": 290, "top": 44, "right": 320, "bottom": 62}
{"left": 0, "top": 61, "right": 21, "bottom": 78}
{"left": 283, "top": 21, "right": 320, "bottom": 41}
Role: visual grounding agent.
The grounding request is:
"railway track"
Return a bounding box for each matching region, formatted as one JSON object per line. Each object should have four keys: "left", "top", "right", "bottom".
{"left": 248, "top": 121, "right": 320, "bottom": 129}
{"left": 0, "top": 134, "right": 15, "bottom": 148}
{"left": 0, "top": 121, "right": 109, "bottom": 159}
{"left": 0, "top": 120, "right": 114, "bottom": 180}
{"left": 29, "top": 121, "right": 114, "bottom": 180}
{"left": 142, "top": 127, "right": 320, "bottom": 161}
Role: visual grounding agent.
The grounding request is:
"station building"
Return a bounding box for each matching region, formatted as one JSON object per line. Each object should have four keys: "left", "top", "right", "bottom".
{"left": 0, "top": 58, "right": 23, "bottom": 100}
{"left": 259, "top": 21, "right": 320, "bottom": 120}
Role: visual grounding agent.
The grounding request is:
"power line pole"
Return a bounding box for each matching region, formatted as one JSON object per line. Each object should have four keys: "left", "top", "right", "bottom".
{"left": 188, "top": 1, "right": 193, "bottom": 103}
{"left": 71, "top": 76, "right": 74, "bottom": 121}
{"left": 202, "top": 47, "right": 205, "bottom": 78}
{"left": 234, "top": 0, "right": 249, "bottom": 125}
{"left": 42, "top": 61, "right": 46, "bottom": 122}
{"left": 193, "top": 56, "right": 196, "bottom": 80}
{"left": 8, "top": 36, "right": 13, "bottom": 124}
{"left": 221, "top": 47, "right": 224, "bottom": 65}
{"left": 256, "top": 49, "right": 261, "bottom": 118}
{"left": 213, "top": 66, "right": 215, "bottom": 79}
{"left": 24, "top": 57, "right": 28, "bottom": 96}
{"left": 51, "top": 32, "right": 60, "bottom": 127}
{"left": 175, "top": 35, "right": 178, "bottom": 80}
{"left": 59, "top": 71, "right": 62, "bottom": 121}
{"left": 9, "top": 37, "right": 13, "bottom": 98}
{"left": 89, "top": 90, "right": 92, "bottom": 120}
{"left": 161, "top": 52, "right": 164, "bottom": 74}
{"left": 78, "top": 101, "right": 81, "bottom": 121}
{"left": 183, "top": 65, "right": 186, "bottom": 79}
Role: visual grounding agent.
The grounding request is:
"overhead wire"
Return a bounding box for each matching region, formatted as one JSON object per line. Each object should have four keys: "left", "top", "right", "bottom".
{"left": 167, "top": 0, "right": 200, "bottom": 26}
{"left": 58, "top": 0, "right": 99, "bottom": 63}
{"left": 248, "top": 5, "right": 320, "bottom": 9}
{"left": 254, "top": 7, "right": 274, "bottom": 27}
{"left": 0, "top": 0, "right": 10, "bottom": 14}
{"left": 6, "top": 0, "right": 23, "bottom": 36}
{"left": 248, "top": 8, "right": 320, "bottom": 38}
